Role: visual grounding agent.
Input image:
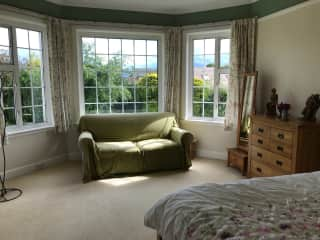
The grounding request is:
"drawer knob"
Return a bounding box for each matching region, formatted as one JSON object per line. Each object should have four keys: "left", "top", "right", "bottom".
{"left": 258, "top": 128, "right": 264, "bottom": 133}
{"left": 257, "top": 153, "right": 263, "bottom": 158}
{"left": 277, "top": 146, "right": 284, "bottom": 152}
{"left": 278, "top": 133, "right": 284, "bottom": 139}
{"left": 276, "top": 160, "right": 283, "bottom": 166}
{"left": 258, "top": 139, "right": 264, "bottom": 144}
{"left": 256, "top": 167, "right": 262, "bottom": 173}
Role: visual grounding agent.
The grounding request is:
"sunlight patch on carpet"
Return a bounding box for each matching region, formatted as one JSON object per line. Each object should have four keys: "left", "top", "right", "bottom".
{"left": 98, "top": 176, "right": 149, "bottom": 186}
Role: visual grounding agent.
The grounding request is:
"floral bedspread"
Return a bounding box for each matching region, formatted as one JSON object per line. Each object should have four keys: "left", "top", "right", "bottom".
{"left": 144, "top": 172, "right": 320, "bottom": 240}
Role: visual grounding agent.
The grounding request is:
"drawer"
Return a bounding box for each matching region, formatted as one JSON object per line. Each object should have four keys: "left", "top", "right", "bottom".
{"left": 269, "top": 152, "right": 292, "bottom": 172}
{"left": 251, "top": 134, "right": 269, "bottom": 150}
{"left": 252, "top": 122, "right": 270, "bottom": 138}
{"left": 250, "top": 160, "right": 284, "bottom": 177}
{"left": 270, "top": 128, "right": 294, "bottom": 145}
{"left": 251, "top": 146, "right": 270, "bottom": 163}
{"left": 228, "top": 150, "right": 247, "bottom": 174}
{"left": 269, "top": 141, "right": 292, "bottom": 158}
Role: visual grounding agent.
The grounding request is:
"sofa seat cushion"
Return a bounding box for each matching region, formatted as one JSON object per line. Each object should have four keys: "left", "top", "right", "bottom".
{"left": 95, "top": 141, "right": 142, "bottom": 175}
{"left": 137, "top": 139, "right": 185, "bottom": 171}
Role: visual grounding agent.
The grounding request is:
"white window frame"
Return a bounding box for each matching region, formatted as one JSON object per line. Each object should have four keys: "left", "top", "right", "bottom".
{"left": 185, "top": 28, "right": 231, "bottom": 123}
{"left": 76, "top": 28, "right": 165, "bottom": 116}
{"left": 0, "top": 12, "right": 54, "bottom": 134}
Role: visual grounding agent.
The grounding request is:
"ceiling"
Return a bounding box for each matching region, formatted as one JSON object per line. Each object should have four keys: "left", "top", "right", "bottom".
{"left": 46, "top": 0, "right": 258, "bottom": 14}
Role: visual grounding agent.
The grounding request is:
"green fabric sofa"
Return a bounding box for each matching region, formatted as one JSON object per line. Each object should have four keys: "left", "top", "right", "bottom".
{"left": 78, "top": 112, "right": 193, "bottom": 182}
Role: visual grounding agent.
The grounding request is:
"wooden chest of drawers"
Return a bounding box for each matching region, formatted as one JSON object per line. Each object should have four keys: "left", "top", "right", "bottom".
{"left": 249, "top": 115, "right": 320, "bottom": 177}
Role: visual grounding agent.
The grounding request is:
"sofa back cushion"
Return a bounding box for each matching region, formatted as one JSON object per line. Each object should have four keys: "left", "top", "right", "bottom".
{"left": 79, "top": 112, "right": 177, "bottom": 142}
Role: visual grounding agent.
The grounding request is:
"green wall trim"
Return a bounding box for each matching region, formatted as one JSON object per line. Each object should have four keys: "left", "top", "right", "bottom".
{"left": 251, "top": 0, "right": 307, "bottom": 18}
{"left": 175, "top": 4, "right": 252, "bottom": 26}
{"left": 0, "top": 0, "right": 309, "bottom": 26}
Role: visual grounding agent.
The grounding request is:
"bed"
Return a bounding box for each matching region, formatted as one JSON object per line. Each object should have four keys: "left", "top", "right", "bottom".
{"left": 144, "top": 172, "right": 320, "bottom": 240}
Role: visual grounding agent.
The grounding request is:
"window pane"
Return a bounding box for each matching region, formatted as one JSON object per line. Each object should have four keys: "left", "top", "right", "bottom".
{"left": 147, "top": 56, "right": 157, "bottom": 72}
{"left": 18, "top": 48, "right": 30, "bottom": 67}
{"left": 124, "top": 103, "right": 134, "bottom": 113}
{"left": 109, "top": 39, "right": 121, "bottom": 54}
{"left": 122, "top": 40, "right": 133, "bottom": 55}
{"left": 135, "top": 56, "right": 146, "bottom": 70}
{"left": 205, "top": 55, "right": 215, "bottom": 68}
{"left": 29, "top": 31, "right": 41, "bottom": 50}
{"left": 98, "top": 104, "right": 110, "bottom": 113}
{"left": 34, "top": 106, "right": 44, "bottom": 123}
{"left": 4, "top": 109, "right": 16, "bottom": 126}
{"left": 122, "top": 55, "right": 134, "bottom": 72}
{"left": 218, "top": 104, "right": 226, "bottom": 117}
{"left": 194, "top": 40, "right": 204, "bottom": 55}
{"left": 22, "top": 107, "right": 33, "bottom": 124}
{"left": 84, "top": 88, "right": 96, "bottom": 103}
{"left": 97, "top": 69, "right": 108, "bottom": 87}
{"left": 31, "top": 68, "right": 42, "bottom": 87}
{"left": 3, "top": 89, "right": 14, "bottom": 107}
{"left": 1, "top": 72, "right": 13, "bottom": 87}
{"left": 220, "top": 39, "right": 230, "bottom": 68}
{"left": 0, "top": 46, "right": 11, "bottom": 64}
{"left": 219, "top": 73, "right": 229, "bottom": 103}
{"left": 135, "top": 40, "right": 146, "bottom": 55}
{"left": 21, "top": 88, "right": 32, "bottom": 106}
{"left": 193, "top": 87, "right": 203, "bottom": 102}
{"left": 204, "top": 87, "right": 214, "bottom": 102}
{"left": 85, "top": 104, "right": 97, "bottom": 114}
{"left": 83, "top": 67, "right": 96, "bottom": 87}
{"left": 96, "top": 38, "right": 108, "bottom": 54}
{"left": 123, "top": 88, "right": 134, "bottom": 102}
{"left": 33, "top": 88, "right": 43, "bottom": 105}
{"left": 96, "top": 55, "right": 108, "bottom": 66}
{"left": 193, "top": 55, "right": 205, "bottom": 68}
{"left": 147, "top": 40, "right": 157, "bottom": 55}
{"left": 147, "top": 87, "right": 158, "bottom": 102}
{"left": 16, "top": 28, "right": 29, "bottom": 48}
{"left": 98, "top": 88, "right": 109, "bottom": 102}
{"left": 136, "top": 88, "right": 146, "bottom": 102}
{"left": 82, "top": 38, "right": 95, "bottom": 55}
{"left": 29, "top": 50, "right": 41, "bottom": 68}
{"left": 205, "top": 39, "right": 215, "bottom": 54}
{"left": 111, "top": 103, "right": 122, "bottom": 113}
{"left": 0, "top": 27, "right": 10, "bottom": 46}
{"left": 204, "top": 103, "right": 213, "bottom": 118}
{"left": 193, "top": 103, "right": 203, "bottom": 117}
{"left": 148, "top": 103, "right": 158, "bottom": 112}
{"left": 20, "top": 69, "right": 31, "bottom": 87}
{"left": 111, "top": 88, "right": 122, "bottom": 102}
{"left": 136, "top": 103, "right": 146, "bottom": 112}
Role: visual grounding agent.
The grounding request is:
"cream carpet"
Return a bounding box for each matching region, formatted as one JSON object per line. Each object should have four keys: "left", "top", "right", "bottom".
{"left": 0, "top": 158, "right": 244, "bottom": 240}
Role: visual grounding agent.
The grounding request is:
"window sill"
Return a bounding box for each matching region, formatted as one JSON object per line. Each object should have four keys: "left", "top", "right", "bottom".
{"left": 182, "top": 118, "right": 225, "bottom": 127}
{"left": 6, "top": 124, "right": 55, "bottom": 138}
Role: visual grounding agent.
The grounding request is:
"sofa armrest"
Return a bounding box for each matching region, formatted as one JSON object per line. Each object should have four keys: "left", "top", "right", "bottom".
{"left": 78, "top": 131, "right": 98, "bottom": 183}
{"left": 170, "top": 127, "right": 193, "bottom": 146}
{"left": 170, "top": 127, "right": 194, "bottom": 168}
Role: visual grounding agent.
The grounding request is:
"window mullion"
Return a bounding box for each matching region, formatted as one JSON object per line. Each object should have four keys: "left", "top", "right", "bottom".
{"left": 11, "top": 27, "right": 23, "bottom": 128}
{"left": 214, "top": 37, "right": 220, "bottom": 120}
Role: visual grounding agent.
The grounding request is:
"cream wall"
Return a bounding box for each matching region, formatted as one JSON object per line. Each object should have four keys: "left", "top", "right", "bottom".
{"left": 256, "top": 1, "right": 320, "bottom": 119}
{"left": 1, "top": 130, "right": 68, "bottom": 178}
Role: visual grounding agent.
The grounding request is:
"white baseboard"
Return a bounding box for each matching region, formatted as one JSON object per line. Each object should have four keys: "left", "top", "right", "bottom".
{"left": 196, "top": 149, "right": 227, "bottom": 160}
{"left": 67, "top": 151, "right": 81, "bottom": 161}
{"left": 1, "top": 154, "right": 67, "bottom": 180}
